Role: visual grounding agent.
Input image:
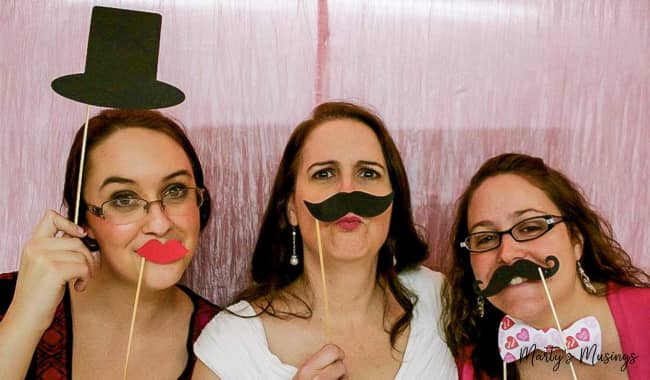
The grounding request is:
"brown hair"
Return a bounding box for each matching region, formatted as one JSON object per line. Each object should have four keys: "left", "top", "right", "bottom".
{"left": 63, "top": 109, "right": 211, "bottom": 232}
{"left": 237, "top": 101, "right": 428, "bottom": 347}
{"left": 442, "top": 153, "right": 650, "bottom": 379}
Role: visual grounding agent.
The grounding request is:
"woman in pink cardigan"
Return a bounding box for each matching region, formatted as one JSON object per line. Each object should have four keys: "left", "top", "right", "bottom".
{"left": 442, "top": 153, "right": 650, "bottom": 380}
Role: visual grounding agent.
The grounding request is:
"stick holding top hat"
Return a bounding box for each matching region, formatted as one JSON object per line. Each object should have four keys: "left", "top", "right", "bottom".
{"left": 51, "top": 6, "right": 185, "bottom": 379}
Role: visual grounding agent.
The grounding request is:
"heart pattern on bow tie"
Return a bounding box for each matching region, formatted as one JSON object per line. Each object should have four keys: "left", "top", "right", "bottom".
{"left": 576, "top": 328, "right": 590, "bottom": 341}
{"left": 501, "top": 316, "right": 515, "bottom": 330}
{"left": 505, "top": 336, "right": 519, "bottom": 350}
{"left": 498, "top": 315, "right": 602, "bottom": 365}
{"left": 516, "top": 328, "right": 530, "bottom": 341}
{"left": 566, "top": 336, "right": 579, "bottom": 350}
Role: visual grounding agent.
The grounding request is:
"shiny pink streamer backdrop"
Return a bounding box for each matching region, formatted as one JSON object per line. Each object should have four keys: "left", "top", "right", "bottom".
{"left": 1, "top": 1, "right": 648, "bottom": 304}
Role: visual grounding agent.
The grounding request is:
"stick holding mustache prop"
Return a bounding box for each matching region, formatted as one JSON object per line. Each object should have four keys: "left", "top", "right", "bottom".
{"left": 473, "top": 256, "right": 578, "bottom": 380}
{"left": 304, "top": 191, "right": 393, "bottom": 342}
{"left": 473, "top": 256, "right": 560, "bottom": 297}
{"left": 539, "top": 267, "right": 579, "bottom": 380}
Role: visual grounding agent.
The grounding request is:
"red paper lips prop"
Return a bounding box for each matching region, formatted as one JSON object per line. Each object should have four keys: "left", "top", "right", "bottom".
{"left": 135, "top": 239, "right": 188, "bottom": 264}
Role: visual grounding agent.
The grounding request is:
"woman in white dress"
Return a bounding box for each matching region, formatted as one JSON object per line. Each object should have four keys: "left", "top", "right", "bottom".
{"left": 193, "top": 102, "right": 457, "bottom": 380}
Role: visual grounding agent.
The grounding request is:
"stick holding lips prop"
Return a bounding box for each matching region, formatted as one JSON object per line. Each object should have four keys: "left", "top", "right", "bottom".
{"left": 303, "top": 191, "right": 393, "bottom": 342}
{"left": 51, "top": 6, "right": 185, "bottom": 380}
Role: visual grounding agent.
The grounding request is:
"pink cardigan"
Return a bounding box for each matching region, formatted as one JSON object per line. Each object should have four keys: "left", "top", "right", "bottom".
{"left": 457, "top": 284, "right": 650, "bottom": 379}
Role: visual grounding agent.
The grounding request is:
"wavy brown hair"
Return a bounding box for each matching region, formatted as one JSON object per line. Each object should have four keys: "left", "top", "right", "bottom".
{"left": 236, "top": 101, "right": 428, "bottom": 348}
{"left": 441, "top": 153, "right": 650, "bottom": 379}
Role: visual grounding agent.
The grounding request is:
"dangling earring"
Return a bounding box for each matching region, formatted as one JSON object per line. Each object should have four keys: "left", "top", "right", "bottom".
{"left": 476, "top": 296, "right": 485, "bottom": 319}
{"left": 392, "top": 254, "right": 397, "bottom": 267}
{"left": 577, "top": 261, "right": 597, "bottom": 294}
{"left": 289, "top": 226, "right": 299, "bottom": 266}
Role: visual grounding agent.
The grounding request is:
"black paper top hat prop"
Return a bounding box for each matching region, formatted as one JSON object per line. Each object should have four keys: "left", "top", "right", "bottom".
{"left": 50, "top": 7, "right": 185, "bottom": 380}
{"left": 51, "top": 6, "right": 184, "bottom": 108}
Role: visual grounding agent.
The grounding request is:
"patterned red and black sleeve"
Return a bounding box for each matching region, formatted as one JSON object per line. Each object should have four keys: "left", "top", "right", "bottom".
{"left": 0, "top": 272, "right": 18, "bottom": 322}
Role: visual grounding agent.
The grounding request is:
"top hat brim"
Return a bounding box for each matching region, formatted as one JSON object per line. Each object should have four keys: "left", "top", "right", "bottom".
{"left": 52, "top": 73, "right": 185, "bottom": 109}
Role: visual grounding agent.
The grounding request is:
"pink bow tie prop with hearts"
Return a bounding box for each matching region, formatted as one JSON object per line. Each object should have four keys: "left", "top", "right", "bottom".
{"left": 498, "top": 315, "right": 602, "bottom": 365}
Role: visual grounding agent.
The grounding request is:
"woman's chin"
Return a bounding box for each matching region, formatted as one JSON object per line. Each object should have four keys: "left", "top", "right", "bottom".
{"left": 142, "top": 259, "right": 190, "bottom": 290}
{"left": 326, "top": 248, "right": 371, "bottom": 263}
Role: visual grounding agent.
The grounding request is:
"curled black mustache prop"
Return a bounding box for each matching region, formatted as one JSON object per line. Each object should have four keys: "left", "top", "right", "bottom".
{"left": 304, "top": 191, "right": 394, "bottom": 222}
{"left": 473, "top": 256, "right": 560, "bottom": 297}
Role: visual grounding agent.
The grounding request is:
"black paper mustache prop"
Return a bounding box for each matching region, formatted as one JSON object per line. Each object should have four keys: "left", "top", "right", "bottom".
{"left": 304, "top": 191, "right": 394, "bottom": 222}
{"left": 473, "top": 256, "right": 560, "bottom": 297}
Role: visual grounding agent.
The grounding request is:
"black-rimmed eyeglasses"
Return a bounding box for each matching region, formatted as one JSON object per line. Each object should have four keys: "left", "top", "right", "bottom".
{"left": 460, "top": 215, "right": 566, "bottom": 253}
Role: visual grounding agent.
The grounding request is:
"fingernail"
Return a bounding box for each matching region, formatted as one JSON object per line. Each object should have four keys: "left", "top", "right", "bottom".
{"left": 79, "top": 226, "right": 87, "bottom": 235}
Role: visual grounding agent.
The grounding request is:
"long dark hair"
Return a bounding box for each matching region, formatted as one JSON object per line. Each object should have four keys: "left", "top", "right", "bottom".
{"left": 63, "top": 109, "right": 212, "bottom": 231}
{"left": 442, "top": 153, "right": 650, "bottom": 379}
{"left": 237, "top": 101, "right": 429, "bottom": 347}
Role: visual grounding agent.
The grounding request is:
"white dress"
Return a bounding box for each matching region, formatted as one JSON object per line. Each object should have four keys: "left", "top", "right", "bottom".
{"left": 194, "top": 267, "right": 458, "bottom": 379}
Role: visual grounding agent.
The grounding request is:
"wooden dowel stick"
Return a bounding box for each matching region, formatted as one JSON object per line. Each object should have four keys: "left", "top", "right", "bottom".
{"left": 315, "top": 219, "right": 332, "bottom": 342}
{"left": 73, "top": 105, "right": 91, "bottom": 225}
{"left": 538, "top": 268, "right": 578, "bottom": 380}
{"left": 123, "top": 257, "right": 146, "bottom": 380}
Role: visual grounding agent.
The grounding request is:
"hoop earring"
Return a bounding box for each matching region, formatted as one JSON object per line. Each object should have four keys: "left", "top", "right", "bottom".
{"left": 577, "top": 261, "right": 597, "bottom": 294}
{"left": 289, "top": 226, "right": 299, "bottom": 266}
{"left": 477, "top": 296, "right": 485, "bottom": 319}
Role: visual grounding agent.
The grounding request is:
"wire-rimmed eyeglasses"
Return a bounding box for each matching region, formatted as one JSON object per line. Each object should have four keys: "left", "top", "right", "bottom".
{"left": 86, "top": 186, "right": 205, "bottom": 225}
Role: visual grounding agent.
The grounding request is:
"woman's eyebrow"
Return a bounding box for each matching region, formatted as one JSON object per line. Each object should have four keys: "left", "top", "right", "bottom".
{"left": 357, "top": 160, "right": 386, "bottom": 171}
{"left": 469, "top": 209, "right": 547, "bottom": 232}
{"left": 99, "top": 170, "right": 193, "bottom": 190}
{"left": 100, "top": 176, "right": 134, "bottom": 190}
{"left": 307, "top": 160, "right": 337, "bottom": 172}
{"left": 163, "top": 169, "right": 193, "bottom": 181}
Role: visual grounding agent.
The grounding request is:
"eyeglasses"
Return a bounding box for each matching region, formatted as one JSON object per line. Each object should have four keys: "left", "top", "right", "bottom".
{"left": 460, "top": 215, "right": 566, "bottom": 253}
{"left": 86, "top": 186, "right": 205, "bottom": 225}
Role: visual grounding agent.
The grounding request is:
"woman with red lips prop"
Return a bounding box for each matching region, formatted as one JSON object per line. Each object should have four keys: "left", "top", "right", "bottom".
{"left": 0, "top": 7, "right": 220, "bottom": 379}
{"left": 193, "top": 102, "right": 457, "bottom": 380}
{"left": 0, "top": 109, "right": 219, "bottom": 379}
{"left": 442, "top": 153, "right": 650, "bottom": 380}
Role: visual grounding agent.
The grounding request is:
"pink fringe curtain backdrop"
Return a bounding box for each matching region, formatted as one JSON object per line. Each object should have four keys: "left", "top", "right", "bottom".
{"left": 1, "top": 1, "right": 648, "bottom": 304}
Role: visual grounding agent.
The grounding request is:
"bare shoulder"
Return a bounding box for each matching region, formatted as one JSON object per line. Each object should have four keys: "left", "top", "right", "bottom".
{"left": 192, "top": 359, "right": 222, "bottom": 380}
